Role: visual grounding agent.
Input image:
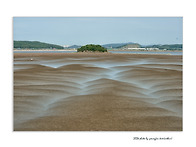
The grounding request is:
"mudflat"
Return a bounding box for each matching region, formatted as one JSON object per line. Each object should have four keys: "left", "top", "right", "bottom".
{"left": 14, "top": 53, "right": 182, "bottom": 131}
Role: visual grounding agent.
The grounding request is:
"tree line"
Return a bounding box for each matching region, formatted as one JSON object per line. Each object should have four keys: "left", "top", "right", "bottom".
{"left": 14, "top": 41, "right": 63, "bottom": 49}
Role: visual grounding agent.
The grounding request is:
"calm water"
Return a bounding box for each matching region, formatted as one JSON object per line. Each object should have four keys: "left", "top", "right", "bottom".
{"left": 14, "top": 50, "right": 182, "bottom": 55}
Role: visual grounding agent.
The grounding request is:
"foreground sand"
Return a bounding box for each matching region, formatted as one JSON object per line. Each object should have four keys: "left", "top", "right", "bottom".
{"left": 14, "top": 53, "right": 182, "bottom": 131}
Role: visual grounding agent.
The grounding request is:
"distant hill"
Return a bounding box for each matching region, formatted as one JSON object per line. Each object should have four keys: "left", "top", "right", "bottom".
{"left": 102, "top": 42, "right": 137, "bottom": 48}
{"left": 144, "top": 44, "right": 182, "bottom": 50}
{"left": 67, "top": 43, "right": 139, "bottom": 49}
{"left": 14, "top": 41, "right": 63, "bottom": 49}
{"left": 120, "top": 43, "right": 141, "bottom": 49}
{"left": 66, "top": 45, "right": 81, "bottom": 49}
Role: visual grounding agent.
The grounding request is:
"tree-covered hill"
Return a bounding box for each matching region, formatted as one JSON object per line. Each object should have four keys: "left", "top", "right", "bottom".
{"left": 67, "top": 45, "right": 81, "bottom": 49}
{"left": 77, "top": 44, "right": 107, "bottom": 52}
{"left": 102, "top": 42, "right": 137, "bottom": 48}
{"left": 120, "top": 43, "right": 141, "bottom": 49}
{"left": 14, "top": 41, "right": 63, "bottom": 49}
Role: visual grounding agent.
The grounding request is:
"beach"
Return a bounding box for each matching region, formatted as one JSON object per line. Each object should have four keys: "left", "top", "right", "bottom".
{"left": 14, "top": 53, "right": 182, "bottom": 131}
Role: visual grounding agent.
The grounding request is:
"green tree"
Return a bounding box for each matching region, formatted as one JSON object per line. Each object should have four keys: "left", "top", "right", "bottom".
{"left": 77, "top": 44, "right": 107, "bottom": 52}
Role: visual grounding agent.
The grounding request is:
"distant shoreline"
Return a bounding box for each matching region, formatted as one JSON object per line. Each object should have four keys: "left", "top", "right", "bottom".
{"left": 14, "top": 49, "right": 182, "bottom": 52}
{"left": 107, "top": 49, "right": 182, "bottom": 52}
{"left": 14, "top": 49, "right": 76, "bottom": 51}
{"left": 14, "top": 52, "right": 182, "bottom": 58}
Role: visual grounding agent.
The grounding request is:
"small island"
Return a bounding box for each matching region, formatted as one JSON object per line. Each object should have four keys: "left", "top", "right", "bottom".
{"left": 77, "top": 44, "right": 107, "bottom": 52}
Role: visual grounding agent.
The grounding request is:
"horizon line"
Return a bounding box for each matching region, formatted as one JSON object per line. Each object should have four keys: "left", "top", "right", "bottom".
{"left": 13, "top": 40, "right": 183, "bottom": 46}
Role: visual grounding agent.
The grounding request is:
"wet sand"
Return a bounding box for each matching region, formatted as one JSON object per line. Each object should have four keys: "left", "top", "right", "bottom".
{"left": 14, "top": 53, "right": 182, "bottom": 131}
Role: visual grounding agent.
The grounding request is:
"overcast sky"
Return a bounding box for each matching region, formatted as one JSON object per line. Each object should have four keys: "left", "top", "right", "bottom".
{"left": 13, "top": 17, "right": 182, "bottom": 46}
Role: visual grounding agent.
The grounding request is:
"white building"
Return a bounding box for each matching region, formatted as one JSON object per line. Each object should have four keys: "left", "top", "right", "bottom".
{"left": 123, "top": 47, "right": 159, "bottom": 51}
{"left": 146, "top": 48, "right": 159, "bottom": 50}
{"left": 127, "top": 48, "right": 146, "bottom": 50}
{"left": 63, "top": 45, "right": 70, "bottom": 48}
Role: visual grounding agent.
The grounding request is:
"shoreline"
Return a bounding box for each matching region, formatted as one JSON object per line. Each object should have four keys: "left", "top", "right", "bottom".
{"left": 108, "top": 49, "right": 182, "bottom": 52}
{"left": 14, "top": 49, "right": 182, "bottom": 52}
{"left": 14, "top": 52, "right": 182, "bottom": 58}
{"left": 14, "top": 49, "right": 76, "bottom": 51}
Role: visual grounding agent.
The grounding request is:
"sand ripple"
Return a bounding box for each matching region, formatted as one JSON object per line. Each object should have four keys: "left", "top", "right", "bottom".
{"left": 14, "top": 53, "right": 182, "bottom": 131}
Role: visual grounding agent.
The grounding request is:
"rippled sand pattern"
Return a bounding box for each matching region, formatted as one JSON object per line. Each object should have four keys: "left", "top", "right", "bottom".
{"left": 14, "top": 53, "right": 182, "bottom": 131}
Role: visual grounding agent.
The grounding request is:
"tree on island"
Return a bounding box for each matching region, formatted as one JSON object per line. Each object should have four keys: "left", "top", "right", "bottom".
{"left": 77, "top": 44, "right": 107, "bottom": 52}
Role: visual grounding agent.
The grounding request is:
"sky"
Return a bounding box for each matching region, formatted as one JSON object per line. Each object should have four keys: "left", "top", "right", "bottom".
{"left": 13, "top": 17, "right": 183, "bottom": 46}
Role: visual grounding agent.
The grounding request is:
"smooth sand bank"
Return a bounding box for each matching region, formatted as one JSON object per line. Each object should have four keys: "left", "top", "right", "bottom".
{"left": 14, "top": 53, "right": 182, "bottom": 131}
